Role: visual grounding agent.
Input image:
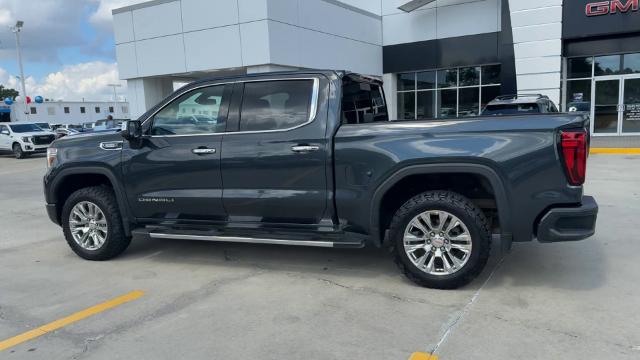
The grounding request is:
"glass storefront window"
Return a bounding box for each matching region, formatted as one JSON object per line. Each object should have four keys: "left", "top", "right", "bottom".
{"left": 417, "top": 91, "right": 436, "bottom": 119}
{"left": 595, "top": 55, "right": 622, "bottom": 76}
{"left": 417, "top": 71, "right": 436, "bottom": 90}
{"left": 437, "top": 89, "right": 457, "bottom": 118}
{"left": 565, "top": 80, "right": 592, "bottom": 111}
{"left": 437, "top": 69, "right": 458, "bottom": 88}
{"left": 482, "top": 65, "right": 501, "bottom": 85}
{"left": 623, "top": 53, "right": 640, "bottom": 74}
{"left": 397, "top": 92, "right": 415, "bottom": 120}
{"left": 397, "top": 64, "right": 501, "bottom": 120}
{"left": 481, "top": 86, "right": 501, "bottom": 112}
{"left": 568, "top": 57, "right": 593, "bottom": 79}
{"left": 397, "top": 73, "right": 415, "bottom": 91}
{"left": 459, "top": 87, "right": 480, "bottom": 117}
{"left": 459, "top": 67, "right": 480, "bottom": 87}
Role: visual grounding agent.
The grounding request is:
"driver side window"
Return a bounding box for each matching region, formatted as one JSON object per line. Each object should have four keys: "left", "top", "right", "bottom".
{"left": 151, "top": 85, "right": 226, "bottom": 136}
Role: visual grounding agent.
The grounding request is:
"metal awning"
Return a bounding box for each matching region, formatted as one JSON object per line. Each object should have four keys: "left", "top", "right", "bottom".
{"left": 398, "top": 0, "right": 437, "bottom": 13}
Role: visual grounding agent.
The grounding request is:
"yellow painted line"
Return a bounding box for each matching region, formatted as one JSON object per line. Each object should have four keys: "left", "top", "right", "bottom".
{"left": 409, "top": 352, "right": 438, "bottom": 360}
{"left": 590, "top": 148, "right": 640, "bottom": 154}
{"left": 0, "top": 290, "right": 144, "bottom": 352}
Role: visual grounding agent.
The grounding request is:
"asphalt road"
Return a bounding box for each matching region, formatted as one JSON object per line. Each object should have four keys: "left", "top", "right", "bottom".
{"left": 0, "top": 153, "right": 639, "bottom": 360}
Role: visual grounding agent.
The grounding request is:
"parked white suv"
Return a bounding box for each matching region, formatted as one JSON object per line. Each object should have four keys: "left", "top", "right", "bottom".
{"left": 0, "top": 123, "right": 57, "bottom": 159}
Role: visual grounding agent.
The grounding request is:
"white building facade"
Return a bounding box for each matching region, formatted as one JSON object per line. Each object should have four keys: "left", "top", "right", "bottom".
{"left": 9, "top": 101, "right": 130, "bottom": 124}
{"left": 113, "top": 0, "right": 640, "bottom": 139}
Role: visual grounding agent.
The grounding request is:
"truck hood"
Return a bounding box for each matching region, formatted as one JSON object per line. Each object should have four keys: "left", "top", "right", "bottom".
{"left": 18, "top": 131, "right": 56, "bottom": 137}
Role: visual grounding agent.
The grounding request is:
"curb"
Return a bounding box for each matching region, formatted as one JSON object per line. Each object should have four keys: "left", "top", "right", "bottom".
{"left": 590, "top": 148, "right": 640, "bottom": 154}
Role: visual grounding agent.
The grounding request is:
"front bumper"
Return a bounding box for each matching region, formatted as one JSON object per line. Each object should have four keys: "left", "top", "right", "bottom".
{"left": 23, "top": 144, "right": 49, "bottom": 153}
{"left": 537, "top": 196, "right": 598, "bottom": 243}
{"left": 45, "top": 203, "right": 60, "bottom": 225}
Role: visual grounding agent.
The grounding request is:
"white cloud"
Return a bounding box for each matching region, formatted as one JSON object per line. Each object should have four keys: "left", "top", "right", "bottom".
{"left": 0, "top": 61, "right": 127, "bottom": 102}
{"left": 89, "top": 0, "right": 143, "bottom": 30}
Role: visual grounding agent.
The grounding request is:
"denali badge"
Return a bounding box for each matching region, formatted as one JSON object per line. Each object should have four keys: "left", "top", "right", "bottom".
{"left": 586, "top": 0, "right": 639, "bottom": 16}
{"left": 138, "top": 197, "right": 175, "bottom": 203}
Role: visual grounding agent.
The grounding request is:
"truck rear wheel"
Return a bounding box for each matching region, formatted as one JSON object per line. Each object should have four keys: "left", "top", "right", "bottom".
{"left": 61, "top": 186, "right": 131, "bottom": 260}
{"left": 389, "top": 190, "right": 490, "bottom": 289}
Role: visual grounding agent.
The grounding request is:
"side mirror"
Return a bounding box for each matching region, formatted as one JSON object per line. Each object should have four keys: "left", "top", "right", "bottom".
{"left": 0, "top": 130, "right": 9, "bottom": 136}
{"left": 121, "top": 120, "right": 142, "bottom": 141}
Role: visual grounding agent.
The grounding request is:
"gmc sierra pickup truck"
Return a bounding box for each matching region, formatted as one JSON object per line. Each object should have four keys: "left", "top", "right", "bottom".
{"left": 44, "top": 71, "right": 598, "bottom": 289}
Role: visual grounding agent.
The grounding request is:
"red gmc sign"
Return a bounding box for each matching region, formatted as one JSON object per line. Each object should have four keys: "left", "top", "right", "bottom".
{"left": 586, "top": 0, "right": 639, "bottom": 16}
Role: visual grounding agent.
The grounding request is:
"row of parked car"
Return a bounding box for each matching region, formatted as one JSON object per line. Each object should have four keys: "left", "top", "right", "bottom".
{"left": 0, "top": 118, "right": 126, "bottom": 159}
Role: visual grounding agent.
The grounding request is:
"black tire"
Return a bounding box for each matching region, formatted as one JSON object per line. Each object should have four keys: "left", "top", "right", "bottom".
{"left": 61, "top": 186, "right": 131, "bottom": 260}
{"left": 13, "top": 143, "right": 26, "bottom": 159}
{"left": 389, "top": 190, "right": 491, "bottom": 289}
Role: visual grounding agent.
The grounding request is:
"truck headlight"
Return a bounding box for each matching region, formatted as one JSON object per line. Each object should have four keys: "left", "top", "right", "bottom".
{"left": 47, "top": 147, "right": 58, "bottom": 168}
{"left": 22, "top": 136, "right": 32, "bottom": 143}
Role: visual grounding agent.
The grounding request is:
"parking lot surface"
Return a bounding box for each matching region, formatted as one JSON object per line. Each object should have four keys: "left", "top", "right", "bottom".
{"left": 0, "top": 153, "right": 639, "bottom": 360}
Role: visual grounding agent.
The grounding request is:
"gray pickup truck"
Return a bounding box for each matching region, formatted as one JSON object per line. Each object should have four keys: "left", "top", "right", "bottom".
{"left": 44, "top": 70, "right": 598, "bottom": 289}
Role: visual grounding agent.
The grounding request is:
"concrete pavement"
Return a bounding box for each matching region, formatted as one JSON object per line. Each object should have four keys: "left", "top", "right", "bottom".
{"left": 0, "top": 153, "right": 638, "bottom": 359}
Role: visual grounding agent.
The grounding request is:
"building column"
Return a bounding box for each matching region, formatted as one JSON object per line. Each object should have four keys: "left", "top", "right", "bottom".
{"left": 508, "top": 0, "right": 564, "bottom": 105}
{"left": 382, "top": 73, "right": 397, "bottom": 120}
{"left": 126, "top": 77, "right": 175, "bottom": 119}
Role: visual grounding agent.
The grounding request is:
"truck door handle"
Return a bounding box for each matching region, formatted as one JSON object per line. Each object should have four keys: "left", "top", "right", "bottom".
{"left": 192, "top": 147, "right": 216, "bottom": 155}
{"left": 291, "top": 145, "right": 320, "bottom": 153}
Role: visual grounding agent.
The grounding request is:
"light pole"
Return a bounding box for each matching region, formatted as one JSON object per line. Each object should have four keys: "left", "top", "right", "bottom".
{"left": 10, "top": 21, "right": 27, "bottom": 120}
{"left": 107, "top": 84, "right": 122, "bottom": 117}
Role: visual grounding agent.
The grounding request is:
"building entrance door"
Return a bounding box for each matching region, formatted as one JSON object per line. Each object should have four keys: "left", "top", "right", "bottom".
{"left": 592, "top": 75, "right": 640, "bottom": 136}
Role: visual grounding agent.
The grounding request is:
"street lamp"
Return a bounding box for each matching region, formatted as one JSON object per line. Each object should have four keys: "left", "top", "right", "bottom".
{"left": 10, "top": 20, "right": 27, "bottom": 119}
{"left": 107, "top": 84, "right": 122, "bottom": 117}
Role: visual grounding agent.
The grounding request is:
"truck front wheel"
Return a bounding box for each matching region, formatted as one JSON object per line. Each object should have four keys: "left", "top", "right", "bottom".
{"left": 13, "top": 143, "right": 27, "bottom": 159}
{"left": 61, "top": 186, "right": 131, "bottom": 260}
{"left": 389, "top": 190, "right": 491, "bottom": 289}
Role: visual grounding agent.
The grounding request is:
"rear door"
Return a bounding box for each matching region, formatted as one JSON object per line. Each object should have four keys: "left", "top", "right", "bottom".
{"left": 220, "top": 77, "right": 330, "bottom": 226}
{"left": 122, "top": 83, "right": 232, "bottom": 223}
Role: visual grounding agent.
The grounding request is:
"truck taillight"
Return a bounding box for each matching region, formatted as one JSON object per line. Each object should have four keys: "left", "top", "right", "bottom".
{"left": 560, "top": 131, "right": 587, "bottom": 186}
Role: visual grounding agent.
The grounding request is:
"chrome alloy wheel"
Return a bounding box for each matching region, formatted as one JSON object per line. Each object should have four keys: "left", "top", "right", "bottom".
{"left": 69, "top": 201, "right": 108, "bottom": 251}
{"left": 403, "top": 210, "right": 472, "bottom": 276}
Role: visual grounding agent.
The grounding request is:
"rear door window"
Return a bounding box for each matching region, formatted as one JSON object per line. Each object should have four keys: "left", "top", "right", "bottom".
{"left": 239, "top": 80, "right": 313, "bottom": 132}
{"left": 341, "top": 82, "right": 388, "bottom": 124}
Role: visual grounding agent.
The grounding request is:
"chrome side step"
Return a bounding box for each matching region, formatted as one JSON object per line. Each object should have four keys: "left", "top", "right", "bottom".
{"left": 148, "top": 232, "right": 362, "bottom": 248}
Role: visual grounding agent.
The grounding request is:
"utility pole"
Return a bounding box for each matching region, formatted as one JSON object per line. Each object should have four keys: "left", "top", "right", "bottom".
{"left": 107, "top": 84, "right": 122, "bottom": 117}
{"left": 10, "top": 21, "right": 27, "bottom": 121}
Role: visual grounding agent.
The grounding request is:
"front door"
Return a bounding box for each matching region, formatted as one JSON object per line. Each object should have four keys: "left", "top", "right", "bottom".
{"left": 592, "top": 75, "right": 640, "bottom": 135}
{"left": 122, "top": 83, "right": 231, "bottom": 224}
{"left": 220, "top": 78, "right": 330, "bottom": 226}
{"left": 592, "top": 78, "right": 621, "bottom": 135}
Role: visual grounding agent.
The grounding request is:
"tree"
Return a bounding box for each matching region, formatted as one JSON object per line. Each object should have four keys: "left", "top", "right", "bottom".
{"left": 0, "top": 85, "right": 19, "bottom": 99}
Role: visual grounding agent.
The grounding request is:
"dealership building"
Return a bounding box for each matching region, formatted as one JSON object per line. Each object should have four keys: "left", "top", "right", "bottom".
{"left": 113, "top": 0, "right": 640, "bottom": 141}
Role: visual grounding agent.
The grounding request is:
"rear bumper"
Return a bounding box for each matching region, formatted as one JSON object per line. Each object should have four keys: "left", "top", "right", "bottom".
{"left": 537, "top": 196, "right": 598, "bottom": 243}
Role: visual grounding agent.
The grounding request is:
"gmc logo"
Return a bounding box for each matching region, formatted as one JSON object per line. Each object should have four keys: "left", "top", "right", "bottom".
{"left": 586, "top": 0, "right": 639, "bottom": 16}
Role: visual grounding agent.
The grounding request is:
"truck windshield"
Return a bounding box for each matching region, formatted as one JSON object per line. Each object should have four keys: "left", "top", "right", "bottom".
{"left": 482, "top": 104, "right": 540, "bottom": 115}
{"left": 9, "top": 124, "right": 44, "bottom": 133}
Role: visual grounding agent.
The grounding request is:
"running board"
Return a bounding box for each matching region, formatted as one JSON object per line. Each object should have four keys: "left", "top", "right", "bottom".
{"left": 148, "top": 232, "right": 363, "bottom": 248}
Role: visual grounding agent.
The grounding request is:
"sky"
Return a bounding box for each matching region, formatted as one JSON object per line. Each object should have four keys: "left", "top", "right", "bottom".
{"left": 0, "top": 0, "right": 143, "bottom": 101}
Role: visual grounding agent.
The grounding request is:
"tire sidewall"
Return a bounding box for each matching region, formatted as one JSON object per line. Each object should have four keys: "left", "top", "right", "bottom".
{"left": 62, "top": 191, "right": 117, "bottom": 259}
{"left": 392, "top": 198, "right": 487, "bottom": 285}
{"left": 13, "top": 144, "right": 23, "bottom": 159}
